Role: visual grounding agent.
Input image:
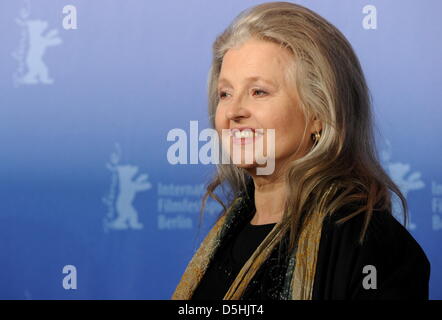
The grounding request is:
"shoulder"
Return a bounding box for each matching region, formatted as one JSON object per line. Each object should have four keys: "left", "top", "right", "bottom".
{"left": 313, "top": 206, "right": 431, "bottom": 299}
{"left": 323, "top": 207, "right": 429, "bottom": 267}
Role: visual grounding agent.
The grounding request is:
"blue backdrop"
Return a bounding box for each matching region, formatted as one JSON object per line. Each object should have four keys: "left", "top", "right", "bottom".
{"left": 1, "top": 0, "right": 441, "bottom": 299}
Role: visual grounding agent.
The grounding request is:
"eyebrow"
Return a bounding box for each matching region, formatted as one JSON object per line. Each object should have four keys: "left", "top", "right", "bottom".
{"left": 218, "top": 76, "right": 277, "bottom": 87}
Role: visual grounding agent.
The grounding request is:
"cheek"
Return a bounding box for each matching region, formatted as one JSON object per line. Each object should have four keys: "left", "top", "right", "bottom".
{"left": 265, "top": 110, "right": 298, "bottom": 137}
{"left": 273, "top": 110, "right": 307, "bottom": 154}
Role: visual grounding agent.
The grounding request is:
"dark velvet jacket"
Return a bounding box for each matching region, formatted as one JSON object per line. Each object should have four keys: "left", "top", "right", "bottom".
{"left": 192, "top": 184, "right": 431, "bottom": 300}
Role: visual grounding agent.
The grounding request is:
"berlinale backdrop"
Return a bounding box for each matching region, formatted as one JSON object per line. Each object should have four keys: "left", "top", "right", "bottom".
{"left": 1, "top": 0, "right": 441, "bottom": 299}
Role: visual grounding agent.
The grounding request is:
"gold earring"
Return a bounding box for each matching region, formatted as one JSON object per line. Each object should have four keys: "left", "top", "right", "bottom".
{"left": 312, "top": 131, "right": 321, "bottom": 143}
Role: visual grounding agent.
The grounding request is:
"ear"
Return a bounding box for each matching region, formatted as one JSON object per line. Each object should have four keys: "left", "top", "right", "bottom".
{"left": 310, "top": 117, "right": 322, "bottom": 134}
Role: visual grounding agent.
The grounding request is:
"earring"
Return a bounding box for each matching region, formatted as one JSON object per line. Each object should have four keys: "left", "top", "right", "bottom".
{"left": 312, "top": 131, "right": 321, "bottom": 143}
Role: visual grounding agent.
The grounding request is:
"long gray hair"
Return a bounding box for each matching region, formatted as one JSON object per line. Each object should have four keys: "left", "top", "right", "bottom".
{"left": 199, "top": 1, "right": 407, "bottom": 254}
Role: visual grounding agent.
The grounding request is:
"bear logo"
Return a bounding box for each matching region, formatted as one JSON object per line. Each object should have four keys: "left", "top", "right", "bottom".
{"left": 16, "top": 19, "right": 62, "bottom": 84}
{"left": 107, "top": 165, "right": 152, "bottom": 230}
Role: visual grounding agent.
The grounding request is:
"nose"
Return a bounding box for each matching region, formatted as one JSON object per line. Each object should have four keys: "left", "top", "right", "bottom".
{"left": 225, "top": 96, "right": 251, "bottom": 122}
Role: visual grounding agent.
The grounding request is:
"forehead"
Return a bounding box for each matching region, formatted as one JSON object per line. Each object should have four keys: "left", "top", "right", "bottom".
{"left": 219, "top": 39, "right": 293, "bottom": 83}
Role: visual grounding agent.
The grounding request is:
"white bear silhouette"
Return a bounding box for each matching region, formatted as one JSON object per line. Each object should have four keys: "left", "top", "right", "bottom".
{"left": 381, "top": 140, "right": 424, "bottom": 230}
{"left": 19, "top": 19, "right": 62, "bottom": 84}
{"left": 108, "top": 165, "right": 151, "bottom": 230}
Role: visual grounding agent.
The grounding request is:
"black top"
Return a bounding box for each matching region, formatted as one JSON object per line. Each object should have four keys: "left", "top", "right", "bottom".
{"left": 190, "top": 209, "right": 430, "bottom": 300}
{"left": 189, "top": 181, "right": 430, "bottom": 300}
{"left": 191, "top": 219, "right": 276, "bottom": 300}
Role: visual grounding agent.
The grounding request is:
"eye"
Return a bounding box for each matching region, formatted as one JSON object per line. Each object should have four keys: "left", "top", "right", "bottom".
{"left": 219, "top": 91, "right": 230, "bottom": 99}
{"left": 252, "top": 89, "right": 268, "bottom": 97}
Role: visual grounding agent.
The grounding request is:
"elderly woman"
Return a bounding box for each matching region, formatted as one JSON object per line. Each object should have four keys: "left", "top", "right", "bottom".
{"left": 172, "top": 2, "right": 430, "bottom": 300}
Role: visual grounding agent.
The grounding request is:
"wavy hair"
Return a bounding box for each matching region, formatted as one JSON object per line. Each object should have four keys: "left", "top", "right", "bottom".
{"left": 198, "top": 1, "right": 407, "bottom": 254}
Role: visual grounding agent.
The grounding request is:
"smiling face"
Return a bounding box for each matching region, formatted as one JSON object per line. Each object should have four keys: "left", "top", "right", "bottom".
{"left": 214, "top": 38, "right": 320, "bottom": 176}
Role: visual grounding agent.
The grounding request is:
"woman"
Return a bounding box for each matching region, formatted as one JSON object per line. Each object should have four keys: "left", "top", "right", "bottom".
{"left": 172, "top": 2, "right": 430, "bottom": 300}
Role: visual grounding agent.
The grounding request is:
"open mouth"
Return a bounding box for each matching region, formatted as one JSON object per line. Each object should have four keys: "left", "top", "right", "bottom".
{"left": 229, "top": 128, "right": 264, "bottom": 144}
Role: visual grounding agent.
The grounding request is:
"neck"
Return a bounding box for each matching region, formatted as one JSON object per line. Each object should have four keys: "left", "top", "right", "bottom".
{"left": 249, "top": 173, "right": 287, "bottom": 225}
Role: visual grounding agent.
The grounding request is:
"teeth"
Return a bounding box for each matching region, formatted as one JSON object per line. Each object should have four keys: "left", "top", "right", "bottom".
{"left": 233, "top": 130, "right": 258, "bottom": 138}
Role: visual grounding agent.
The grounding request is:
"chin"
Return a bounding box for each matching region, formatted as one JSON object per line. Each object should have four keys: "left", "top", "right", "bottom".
{"left": 234, "top": 163, "right": 257, "bottom": 169}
